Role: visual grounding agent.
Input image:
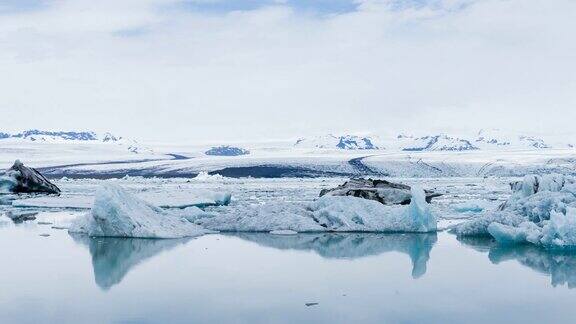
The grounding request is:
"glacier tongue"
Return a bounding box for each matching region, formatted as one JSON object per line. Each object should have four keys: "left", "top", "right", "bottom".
{"left": 69, "top": 184, "right": 212, "bottom": 238}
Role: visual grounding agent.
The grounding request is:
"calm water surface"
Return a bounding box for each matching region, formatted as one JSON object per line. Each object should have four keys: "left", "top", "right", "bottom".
{"left": 1, "top": 212, "right": 576, "bottom": 323}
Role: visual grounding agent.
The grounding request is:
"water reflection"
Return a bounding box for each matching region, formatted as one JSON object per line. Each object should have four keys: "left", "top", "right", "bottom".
{"left": 230, "top": 232, "right": 438, "bottom": 278}
{"left": 458, "top": 236, "right": 576, "bottom": 288}
{"left": 70, "top": 234, "right": 191, "bottom": 290}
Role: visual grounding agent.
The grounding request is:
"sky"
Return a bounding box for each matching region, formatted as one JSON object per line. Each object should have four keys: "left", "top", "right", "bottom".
{"left": 1, "top": 0, "right": 575, "bottom": 142}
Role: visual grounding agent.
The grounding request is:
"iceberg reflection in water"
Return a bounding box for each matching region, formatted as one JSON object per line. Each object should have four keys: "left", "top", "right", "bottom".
{"left": 458, "top": 236, "right": 576, "bottom": 288}
{"left": 228, "top": 232, "right": 438, "bottom": 278}
{"left": 70, "top": 234, "right": 191, "bottom": 290}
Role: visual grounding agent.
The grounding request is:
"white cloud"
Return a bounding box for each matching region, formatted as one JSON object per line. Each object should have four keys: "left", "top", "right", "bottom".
{"left": 0, "top": 0, "right": 575, "bottom": 142}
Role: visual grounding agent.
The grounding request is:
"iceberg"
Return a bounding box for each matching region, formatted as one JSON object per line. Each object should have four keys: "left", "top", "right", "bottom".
{"left": 69, "top": 184, "right": 212, "bottom": 238}
{"left": 452, "top": 174, "right": 576, "bottom": 249}
{"left": 0, "top": 160, "right": 60, "bottom": 194}
{"left": 191, "top": 186, "right": 436, "bottom": 233}
{"left": 451, "top": 200, "right": 494, "bottom": 213}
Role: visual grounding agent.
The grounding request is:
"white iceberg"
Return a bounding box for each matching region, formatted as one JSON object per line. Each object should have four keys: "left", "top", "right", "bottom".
{"left": 190, "top": 187, "right": 436, "bottom": 233}
{"left": 69, "top": 184, "right": 213, "bottom": 238}
{"left": 453, "top": 174, "right": 576, "bottom": 249}
{"left": 488, "top": 209, "right": 576, "bottom": 249}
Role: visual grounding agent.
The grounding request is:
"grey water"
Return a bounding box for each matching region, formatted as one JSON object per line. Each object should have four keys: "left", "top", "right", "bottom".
{"left": 2, "top": 212, "right": 576, "bottom": 323}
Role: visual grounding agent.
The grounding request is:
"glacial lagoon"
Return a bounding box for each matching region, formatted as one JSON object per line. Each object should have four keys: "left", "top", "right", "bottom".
{"left": 2, "top": 177, "right": 576, "bottom": 323}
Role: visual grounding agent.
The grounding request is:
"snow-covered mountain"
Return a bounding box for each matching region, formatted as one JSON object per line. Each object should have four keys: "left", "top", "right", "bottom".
{"left": 294, "top": 135, "right": 380, "bottom": 150}
{"left": 0, "top": 130, "right": 122, "bottom": 143}
{"left": 398, "top": 135, "right": 478, "bottom": 152}
{"left": 474, "top": 129, "right": 556, "bottom": 149}
{"left": 0, "top": 129, "right": 154, "bottom": 155}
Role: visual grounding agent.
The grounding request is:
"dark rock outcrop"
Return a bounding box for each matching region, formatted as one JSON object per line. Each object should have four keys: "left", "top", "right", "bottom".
{"left": 3, "top": 160, "right": 60, "bottom": 194}
{"left": 319, "top": 178, "right": 441, "bottom": 205}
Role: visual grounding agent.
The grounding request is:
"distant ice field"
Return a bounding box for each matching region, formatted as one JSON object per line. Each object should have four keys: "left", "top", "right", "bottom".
{"left": 1, "top": 139, "right": 575, "bottom": 178}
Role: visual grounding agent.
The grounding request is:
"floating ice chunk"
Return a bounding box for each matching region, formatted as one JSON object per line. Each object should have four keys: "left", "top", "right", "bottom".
{"left": 193, "top": 171, "right": 225, "bottom": 182}
{"left": 406, "top": 186, "right": 437, "bottom": 232}
{"left": 311, "top": 186, "right": 436, "bottom": 232}
{"left": 69, "top": 184, "right": 212, "bottom": 238}
{"left": 487, "top": 222, "right": 541, "bottom": 245}
{"left": 452, "top": 174, "right": 576, "bottom": 238}
{"left": 455, "top": 174, "right": 576, "bottom": 249}
{"left": 540, "top": 209, "right": 576, "bottom": 248}
{"left": 451, "top": 200, "right": 493, "bottom": 213}
{"left": 194, "top": 187, "right": 436, "bottom": 233}
{"left": 486, "top": 210, "right": 576, "bottom": 249}
{"left": 451, "top": 212, "right": 525, "bottom": 236}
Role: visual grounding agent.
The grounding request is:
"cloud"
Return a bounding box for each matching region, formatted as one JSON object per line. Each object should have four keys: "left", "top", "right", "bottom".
{"left": 0, "top": 0, "right": 575, "bottom": 142}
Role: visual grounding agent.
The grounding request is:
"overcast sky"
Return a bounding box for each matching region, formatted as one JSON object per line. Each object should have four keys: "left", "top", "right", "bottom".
{"left": 1, "top": 0, "right": 575, "bottom": 142}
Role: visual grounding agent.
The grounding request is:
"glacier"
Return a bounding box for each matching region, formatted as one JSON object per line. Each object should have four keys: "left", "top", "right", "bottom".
{"left": 69, "top": 184, "right": 212, "bottom": 238}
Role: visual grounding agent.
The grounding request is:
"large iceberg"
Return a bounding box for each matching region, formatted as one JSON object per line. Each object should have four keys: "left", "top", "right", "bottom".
{"left": 69, "top": 184, "right": 212, "bottom": 238}
{"left": 190, "top": 186, "right": 436, "bottom": 233}
{"left": 452, "top": 174, "right": 576, "bottom": 249}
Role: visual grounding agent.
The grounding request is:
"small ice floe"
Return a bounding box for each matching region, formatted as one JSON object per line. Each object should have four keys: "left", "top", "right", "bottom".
{"left": 5, "top": 211, "right": 38, "bottom": 223}
{"left": 192, "top": 171, "right": 226, "bottom": 182}
{"left": 451, "top": 200, "right": 492, "bottom": 213}
{"left": 69, "top": 184, "right": 214, "bottom": 239}
{"left": 452, "top": 174, "right": 576, "bottom": 249}
{"left": 191, "top": 186, "right": 436, "bottom": 233}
